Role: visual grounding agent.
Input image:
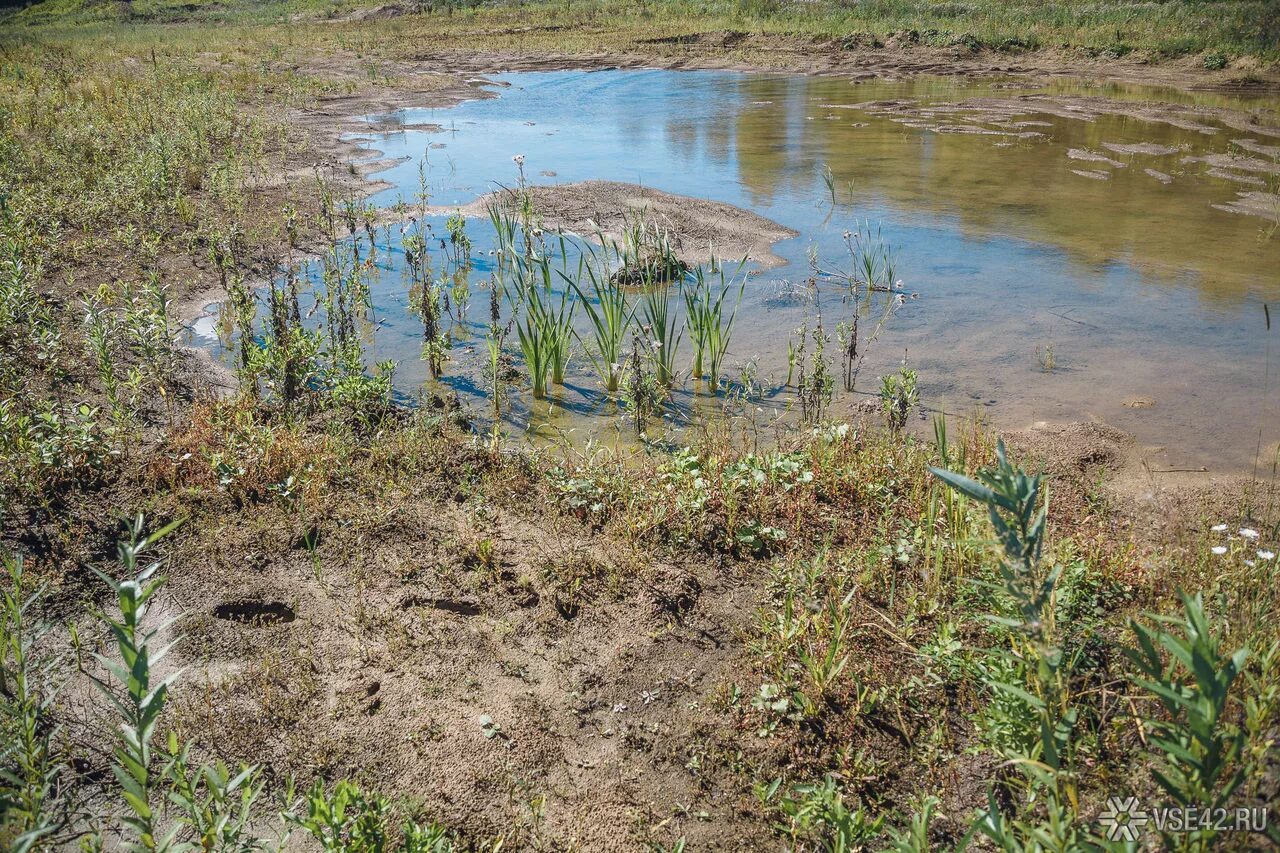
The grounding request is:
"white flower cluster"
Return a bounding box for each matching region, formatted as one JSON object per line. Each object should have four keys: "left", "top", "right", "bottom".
{"left": 1209, "top": 524, "right": 1275, "bottom": 564}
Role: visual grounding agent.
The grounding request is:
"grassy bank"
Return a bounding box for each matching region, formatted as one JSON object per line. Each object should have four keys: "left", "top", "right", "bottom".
{"left": 4, "top": 0, "right": 1280, "bottom": 70}
{"left": 2, "top": 12, "right": 1280, "bottom": 853}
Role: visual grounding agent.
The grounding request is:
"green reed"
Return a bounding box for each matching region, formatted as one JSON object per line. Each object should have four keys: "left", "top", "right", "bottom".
{"left": 682, "top": 259, "right": 745, "bottom": 390}
{"left": 566, "top": 245, "right": 633, "bottom": 394}
{"left": 516, "top": 286, "right": 555, "bottom": 399}
{"left": 533, "top": 257, "right": 577, "bottom": 385}
{"left": 641, "top": 284, "right": 682, "bottom": 387}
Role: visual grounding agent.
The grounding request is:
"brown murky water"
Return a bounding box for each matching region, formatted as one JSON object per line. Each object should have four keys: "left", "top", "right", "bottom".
{"left": 195, "top": 70, "right": 1280, "bottom": 470}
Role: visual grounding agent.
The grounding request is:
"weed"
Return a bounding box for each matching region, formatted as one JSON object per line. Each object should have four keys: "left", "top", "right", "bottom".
{"left": 1128, "top": 593, "right": 1248, "bottom": 845}
{"left": 0, "top": 552, "right": 68, "bottom": 852}
{"left": 879, "top": 359, "right": 918, "bottom": 431}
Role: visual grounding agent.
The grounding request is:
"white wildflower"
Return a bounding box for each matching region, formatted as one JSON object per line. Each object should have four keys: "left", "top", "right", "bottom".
{"left": 1240, "top": 527, "right": 1260, "bottom": 539}
{"left": 1211, "top": 523, "right": 1228, "bottom": 532}
{"left": 512, "top": 154, "right": 525, "bottom": 166}
{"left": 1211, "top": 545, "right": 1228, "bottom": 555}
{"left": 1258, "top": 550, "right": 1276, "bottom": 560}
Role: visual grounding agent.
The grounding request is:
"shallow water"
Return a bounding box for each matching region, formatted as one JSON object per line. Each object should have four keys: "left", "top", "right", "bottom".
{"left": 201, "top": 69, "right": 1280, "bottom": 469}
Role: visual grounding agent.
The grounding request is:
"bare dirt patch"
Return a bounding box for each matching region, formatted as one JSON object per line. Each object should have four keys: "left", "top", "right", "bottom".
{"left": 157, "top": 449, "right": 773, "bottom": 850}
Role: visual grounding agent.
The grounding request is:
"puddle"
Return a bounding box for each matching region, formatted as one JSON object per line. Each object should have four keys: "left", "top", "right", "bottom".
{"left": 198, "top": 70, "right": 1280, "bottom": 470}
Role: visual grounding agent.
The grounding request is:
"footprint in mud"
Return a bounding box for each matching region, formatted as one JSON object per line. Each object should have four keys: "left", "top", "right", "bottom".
{"left": 212, "top": 599, "right": 296, "bottom": 625}
{"left": 399, "top": 593, "right": 483, "bottom": 616}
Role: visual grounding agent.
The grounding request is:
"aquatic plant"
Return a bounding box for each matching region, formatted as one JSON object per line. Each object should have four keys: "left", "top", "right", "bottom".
{"left": 1036, "top": 342, "right": 1057, "bottom": 372}
{"left": 567, "top": 249, "right": 633, "bottom": 394}
{"left": 419, "top": 281, "right": 448, "bottom": 379}
{"left": 516, "top": 288, "right": 555, "bottom": 399}
{"left": 444, "top": 210, "right": 472, "bottom": 269}
{"left": 613, "top": 213, "right": 687, "bottom": 286}
{"left": 682, "top": 260, "right": 745, "bottom": 389}
{"left": 640, "top": 284, "right": 682, "bottom": 387}
{"left": 519, "top": 254, "right": 576, "bottom": 385}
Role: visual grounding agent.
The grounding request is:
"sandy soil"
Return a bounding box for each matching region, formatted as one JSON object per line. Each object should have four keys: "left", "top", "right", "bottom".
{"left": 431, "top": 180, "right": 800, "bottom": 268}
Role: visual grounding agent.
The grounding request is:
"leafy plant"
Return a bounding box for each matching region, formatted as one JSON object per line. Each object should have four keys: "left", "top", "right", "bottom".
{"left": 1128, "top": 592, "right": 1248, "bottom": 846}
{"left": 770, "top": 775, "right": 882, "bottom": 852}
{"left": 286, "top": 780, "right": 390, "bottom": 853}
{"left": 879, "top": 362, "right": 918, "bottom": 431}
{"left": 86, "top": 514, "right": 186, "bottom": 852}
{"left": 0, "top": 552, "right": 66, "bottom": 853}
{"left": 930, "top": 444, "right": 1095, "bottom": 850}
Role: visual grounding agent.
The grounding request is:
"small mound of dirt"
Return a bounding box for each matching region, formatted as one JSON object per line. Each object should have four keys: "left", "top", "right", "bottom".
{"left": 212, "top": 599, "right": 296, "bottom": 625}
{"left": 1005, "top": 420, "right": 1130, "bottom": 475}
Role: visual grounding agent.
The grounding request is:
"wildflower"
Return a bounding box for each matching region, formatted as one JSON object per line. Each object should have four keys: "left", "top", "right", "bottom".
{"left": 842, "top": 230, "right": 852, "bottom": 240}
{"left": 1211, "top": 545, "right": 1228, "bottom": 555}
{"left": 1244, "top": 560, "right": 1256, "bottom": 567}
{"left": 512, "top": 154, "right": 525, "bottom": 166}
{"left": 1211, "top": 523, "right": 1228, "bottom": 532}
{"left": 1240, "top": 527, "right": 1260, "bottom": 539}
{"left": 1259, "top": 550, "right": 1276, "bottom": 560}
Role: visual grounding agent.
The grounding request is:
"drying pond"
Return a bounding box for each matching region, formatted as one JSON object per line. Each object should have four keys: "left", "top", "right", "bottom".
{"left": 195, "top": 69, "right": 1280, "bottom": 470}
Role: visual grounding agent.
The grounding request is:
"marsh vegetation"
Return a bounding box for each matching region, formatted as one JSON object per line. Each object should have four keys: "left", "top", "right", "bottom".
{"left": 1, "top": 3, "right": 1279, "bottom": 851}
